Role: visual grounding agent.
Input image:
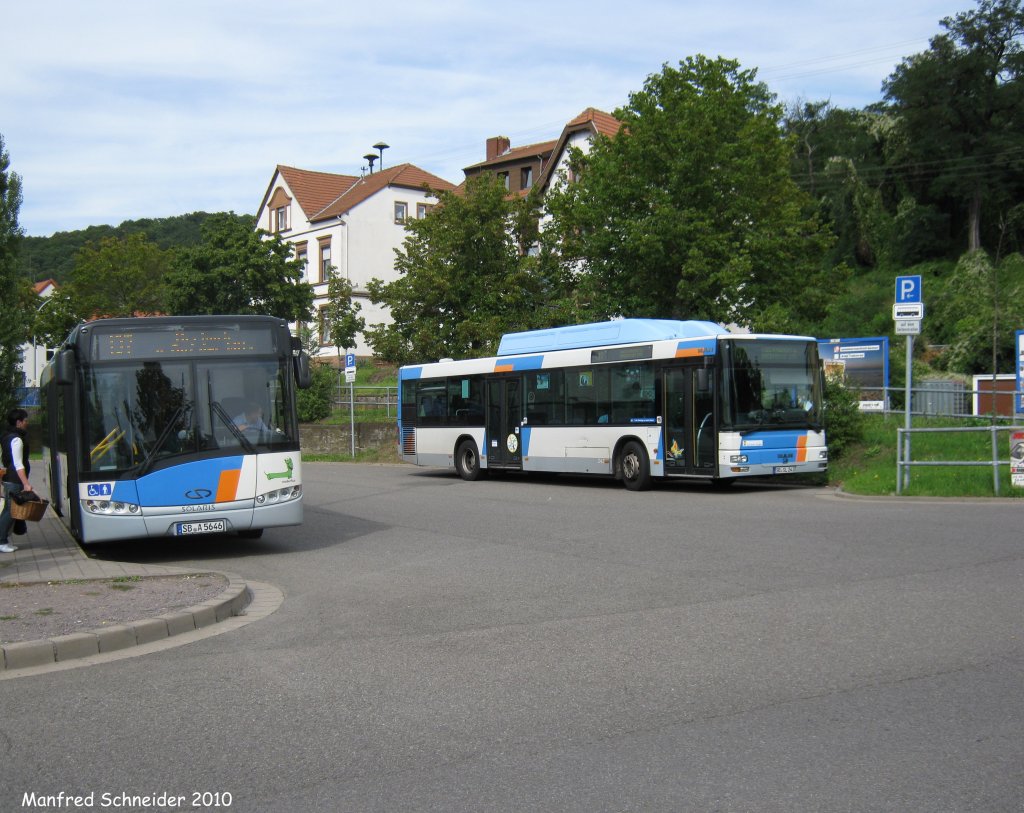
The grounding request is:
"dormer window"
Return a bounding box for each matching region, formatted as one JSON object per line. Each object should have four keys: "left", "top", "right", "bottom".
{"left": 268, "top": 187, "right": 293, "bottom": 233}
{"left": 274, "top": 205, "right": 289, "bottom": 232}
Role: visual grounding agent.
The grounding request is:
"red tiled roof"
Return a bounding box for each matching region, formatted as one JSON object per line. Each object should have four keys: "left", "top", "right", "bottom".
{"left": 273, "top": 165, "right": 359, "bottom": 219}
{"left": 564, "top": 107, "right": 622, "bottom": 138}
{"left": 33, "top": 279, "right": 58, "bottom": 295}
{"left": 463, "top": 139, "right": 558, "bottom": 172}
{"left": 537, "top": 107, "right": 622, "bottom": 192}
{"left": 314, "top": 163, "right": 456, "bottom": 221}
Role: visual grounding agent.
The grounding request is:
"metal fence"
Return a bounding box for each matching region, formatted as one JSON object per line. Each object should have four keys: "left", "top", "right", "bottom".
{"left": 879, "top": 384, "right": 1021, "bottom": 421}
{"left": 896, "top": 424, "right": 1024, "bottom": 496}
{"left": 331, "top": 385, "right": 398, "bottom": 417}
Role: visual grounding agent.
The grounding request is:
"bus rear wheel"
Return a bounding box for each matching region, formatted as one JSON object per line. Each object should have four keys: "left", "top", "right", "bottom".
{"left": 620, "top": 441, "right": 652, "bottom": 491}
{"left": 455, "top": 440, "right": 484, "bottom": 481}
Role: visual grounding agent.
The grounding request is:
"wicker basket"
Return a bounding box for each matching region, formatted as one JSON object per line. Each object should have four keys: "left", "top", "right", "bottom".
{"left": 9, "top": 497, "right": 48, "bottom": 522}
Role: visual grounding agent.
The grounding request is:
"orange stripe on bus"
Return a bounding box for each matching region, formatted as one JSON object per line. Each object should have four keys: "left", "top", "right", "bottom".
{"left": 797, "top": 435, "right": 808, "bottom": 463}
{"left": 216, "top": 469, "right": 242, "bottom": 502}
{"left": 675, "top": 348, "right": 705, "bottom": 358}
{"left": 494, "top": 363, "right": 515, "bottom": 372}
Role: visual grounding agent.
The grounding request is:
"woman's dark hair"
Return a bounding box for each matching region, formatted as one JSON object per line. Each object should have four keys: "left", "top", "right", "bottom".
{"left": 6, "top": 408, "right": 28, "bottom": 427}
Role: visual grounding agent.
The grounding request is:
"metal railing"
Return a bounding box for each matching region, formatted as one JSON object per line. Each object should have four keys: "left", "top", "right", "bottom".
{"left": 877, "top": 384, "right": 1022, "bottom": 422}
{"left": 896, "top": 424, "right": 1024, "bottom": 496}
{"left": 332, "top": 385, "right": 398, "bottom": 418}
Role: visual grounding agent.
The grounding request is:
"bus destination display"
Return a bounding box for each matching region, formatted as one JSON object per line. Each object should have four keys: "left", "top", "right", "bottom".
{"left": 92, "top": 327, "right": 276, "bottom": 361}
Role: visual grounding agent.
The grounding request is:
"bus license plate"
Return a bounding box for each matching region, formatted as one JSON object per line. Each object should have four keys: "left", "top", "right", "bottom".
{"left": 176, "top": 520, "right": 227, "bottom": 536}
{"left": 774, "top": 465, "right": 796, "bottom": 474}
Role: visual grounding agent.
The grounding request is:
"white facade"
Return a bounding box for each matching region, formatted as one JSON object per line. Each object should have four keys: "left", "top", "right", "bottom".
{"left": 256, "top": 164, "right": 455, "bottom": 357}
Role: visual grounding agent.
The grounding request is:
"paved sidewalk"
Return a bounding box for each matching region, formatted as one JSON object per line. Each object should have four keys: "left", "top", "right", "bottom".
{"left": 0, "top": 508, "right": 251, "bottom": 672}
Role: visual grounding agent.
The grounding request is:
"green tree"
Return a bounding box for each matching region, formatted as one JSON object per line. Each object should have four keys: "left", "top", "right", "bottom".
{"left": 67, "top": 233, "right": 170, "bottom": 318}
{"left": 367, "top": 176, "right": 553, "bottom": 364}
{"left": 164, "top": 213, "right": 313, "bottom": 321}
{"left": 543, "top": 56, "right": 834, "bottom": 332}
{"left": 31, "top": 286, "right": 82, "bottom": 350}
{"left": 0, "top": 134, "right": 26, "bottom": 411}
{"left": 322, "top": 271, "right": 365, "bottom": 355}
{"left": 16, "top": 212, "right": 244, "bottom": 284}
{"left": 938, "top": 250, "right": 1024, "bottom": 373}
{"left": 883, "top": 0, "right": 1024, "bottom": 254}
{"left": 785, "top": 102, "right": 900, "bottom": 268}
{"left": 296, "top": 362, "right": 334, "bottom": 422}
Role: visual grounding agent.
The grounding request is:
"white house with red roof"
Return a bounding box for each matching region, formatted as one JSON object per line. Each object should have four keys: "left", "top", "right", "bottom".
{"left": 536, "top": 107, "right": 622, "bottom": 195}
{"left": 461, "top": 108, "right": 621, "bottom": 199}
{"left": 256, "top": 162, "right": 455, "bottom": 356}
{"left": 20, "top": 278, "right": 58, "bottom": 387}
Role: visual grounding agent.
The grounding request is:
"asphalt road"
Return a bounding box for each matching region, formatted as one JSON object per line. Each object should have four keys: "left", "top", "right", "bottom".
{"left": 2, "top": 463, "right": 1023, "bottom": 812}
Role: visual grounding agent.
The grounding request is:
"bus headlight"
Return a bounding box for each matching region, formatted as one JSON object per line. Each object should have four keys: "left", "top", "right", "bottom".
{"left": 255, "top": 485, "right": 302, "bottom": 505}
{"left": 730, "top": 454, "right": 748, "bottom": 464}
{"left": 84, "top": 500, "right": 140, "bottom": 515}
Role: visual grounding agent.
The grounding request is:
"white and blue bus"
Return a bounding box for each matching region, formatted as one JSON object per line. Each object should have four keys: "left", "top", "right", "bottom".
{"left": 398, "top": 319, "right": 827, "bottom": 490}
{"left": 39, "top": 315, "right": 311, "bottom": 543}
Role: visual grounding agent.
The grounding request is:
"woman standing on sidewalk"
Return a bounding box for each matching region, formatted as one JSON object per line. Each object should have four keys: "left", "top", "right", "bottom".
{"left": 0, "top": 408, "right": 33, "bottom": 553}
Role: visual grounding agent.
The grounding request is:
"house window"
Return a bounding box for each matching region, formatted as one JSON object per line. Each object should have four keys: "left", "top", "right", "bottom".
{"left": 295, "top": 243, "right": 308, "bottom": 279}
{"left": 416, "top": 202, "right": 432, "bottom": 219}
{"left": 274, "top": 205, "right": 289, "bottom": 232}
{"left": 319, "top": 240, "right": 332, "bottom": 283}
{"left": 498, "top": 172, "right": 510, "bottom": 191}
{"left": 394, "top": 202, "right": 408, "bottom": 224}
{"left": 521, "top": 167, "right": 533, "bottom": 189}
{"left": 317, "top": 306, "right": 329, "bottom": 346}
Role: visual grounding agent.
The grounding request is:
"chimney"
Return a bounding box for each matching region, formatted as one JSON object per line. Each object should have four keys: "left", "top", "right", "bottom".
{"left": 486, "top": 136, "right": 511, "bottom": 161}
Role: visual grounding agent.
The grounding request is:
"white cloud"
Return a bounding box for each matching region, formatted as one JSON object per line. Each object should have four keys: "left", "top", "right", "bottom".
{"left": 3, "top": 0, "right": 962, "bottom": 236}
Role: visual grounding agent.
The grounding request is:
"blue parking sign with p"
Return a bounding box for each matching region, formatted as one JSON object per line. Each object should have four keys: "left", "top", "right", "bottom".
{"left": 895, "top": 275, "right": 922, "bottom": 304}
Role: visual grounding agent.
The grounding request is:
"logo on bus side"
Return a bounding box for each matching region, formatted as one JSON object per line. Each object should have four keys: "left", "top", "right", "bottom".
{"left": 265, "top": 457, "right": 294, "bottom": 481}
{"left": 185, "top": 488, "right": 212, "bottom": 500}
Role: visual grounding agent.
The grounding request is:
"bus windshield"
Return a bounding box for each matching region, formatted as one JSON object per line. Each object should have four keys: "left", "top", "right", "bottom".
{"left": 720, "top": 339, "right": 822, "bottom": 431}
{"left": 83, "top": 357, "right": 298, "bottom": 474}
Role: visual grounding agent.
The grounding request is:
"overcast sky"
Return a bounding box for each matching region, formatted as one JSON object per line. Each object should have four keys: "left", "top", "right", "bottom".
{"left": 4, "top": 0, "right": 964, "bottom": 237}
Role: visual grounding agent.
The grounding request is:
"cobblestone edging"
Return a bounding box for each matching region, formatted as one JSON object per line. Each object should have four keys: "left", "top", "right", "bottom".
{"left": 0, "top": 575, "right": 251, "bottom": 672}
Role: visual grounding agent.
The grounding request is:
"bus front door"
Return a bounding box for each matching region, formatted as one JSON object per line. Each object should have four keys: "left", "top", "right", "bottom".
{"left": 663, "top": 366, "right": 717, "bottom": 476}
{"left": 486, "top": 377, "right": 523, "bottom": 470}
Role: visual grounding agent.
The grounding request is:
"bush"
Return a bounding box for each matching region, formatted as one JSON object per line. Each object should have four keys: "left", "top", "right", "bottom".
{"left": 296, "top": 363, "right": 335, "bottom": 422}
{"left": 823, "top": 376, "right": 865, "bottom": 461}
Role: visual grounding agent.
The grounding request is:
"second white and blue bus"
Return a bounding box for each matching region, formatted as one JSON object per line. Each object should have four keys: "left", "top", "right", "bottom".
{"left": 39, "top": 315, "right": 311, "bottom": 543}
{"left": 397, "top": 319, "right": 827, "bottom": 489}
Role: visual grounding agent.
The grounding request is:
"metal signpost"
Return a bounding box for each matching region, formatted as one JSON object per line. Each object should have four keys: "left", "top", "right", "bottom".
{"left": 346, "top": 352, "right": 357, "bottom": 458}
{"left": 895, "top": 275, "right": 922, "bottom": 489}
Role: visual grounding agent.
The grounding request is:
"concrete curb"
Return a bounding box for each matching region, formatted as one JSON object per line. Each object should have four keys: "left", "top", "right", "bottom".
{"left": 0, "top": 575, "right": 251, "bottom": 672}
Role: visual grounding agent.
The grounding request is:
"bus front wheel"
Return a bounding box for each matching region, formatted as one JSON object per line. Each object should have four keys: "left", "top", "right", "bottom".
{"left": 620, "top": 441, "right": 652, "bottom": 491}
{"left": 455, "top": 440, "right": 484, "bottom": 481}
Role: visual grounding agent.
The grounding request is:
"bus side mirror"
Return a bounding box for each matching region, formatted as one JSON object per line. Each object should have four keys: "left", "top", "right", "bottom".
{"left": 56, "top": 348, "right": 75, "bottom": 386}
{"left": 294, "top": 352, "right": 312, "bottom": 389}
